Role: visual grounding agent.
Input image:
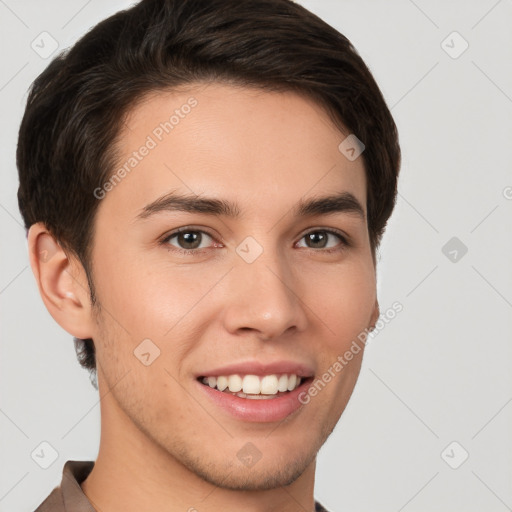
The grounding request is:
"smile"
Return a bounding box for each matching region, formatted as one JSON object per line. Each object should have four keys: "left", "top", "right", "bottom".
{"left": 200, "top": 373, "right": 302, "bottom": 399}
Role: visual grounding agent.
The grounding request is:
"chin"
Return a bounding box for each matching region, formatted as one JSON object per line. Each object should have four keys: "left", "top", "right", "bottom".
{"left": 182, "top": 450, "right": 317, "bottom": 491}
{"left": 169, "top": 418, "right": 337, "bottom": 492}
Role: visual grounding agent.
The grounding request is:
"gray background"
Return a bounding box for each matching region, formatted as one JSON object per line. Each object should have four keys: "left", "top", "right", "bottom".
{"left": 1, "top": 1, "right": 511, "bottom": 511}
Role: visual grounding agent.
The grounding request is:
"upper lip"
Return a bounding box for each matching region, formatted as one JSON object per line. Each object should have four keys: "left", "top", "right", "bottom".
{"left": 196, "top": 360, "right": 315, "bottom": 378}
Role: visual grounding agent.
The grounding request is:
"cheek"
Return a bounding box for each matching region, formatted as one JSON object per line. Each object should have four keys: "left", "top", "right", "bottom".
{"left": 309, "top": 261, "right": 376, "bottom": 350}
{"left": 93, "top": 244, "right": 376, "bottom": 353}
{"left": 93, "top": 253, "right": 210, "bottom": 339}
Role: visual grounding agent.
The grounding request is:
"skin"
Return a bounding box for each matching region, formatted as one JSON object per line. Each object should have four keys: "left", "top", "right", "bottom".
{"left": 28, "top": 82, "right": 379, "bottom": 512}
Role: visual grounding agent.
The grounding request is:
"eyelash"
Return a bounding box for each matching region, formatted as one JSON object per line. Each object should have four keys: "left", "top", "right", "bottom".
{"left": 160, "top": 226, "right": 351, "bottom": 256}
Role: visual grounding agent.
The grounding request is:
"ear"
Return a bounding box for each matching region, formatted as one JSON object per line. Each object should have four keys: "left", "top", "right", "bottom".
{"left": 27, "top": 222, "right": 96, "bottom": 339}
{"left": 369, "top": 299, "right": 380, "bottom": 331}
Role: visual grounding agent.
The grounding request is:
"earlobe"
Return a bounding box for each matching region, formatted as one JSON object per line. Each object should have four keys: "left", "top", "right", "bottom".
{"left": 27, "top": 222, "right": 95, "bottom": 339}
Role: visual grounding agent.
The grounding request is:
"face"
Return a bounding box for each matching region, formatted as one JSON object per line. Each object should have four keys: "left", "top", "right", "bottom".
{"left": 88, "top": 82, "right": 378, "bottom": 490}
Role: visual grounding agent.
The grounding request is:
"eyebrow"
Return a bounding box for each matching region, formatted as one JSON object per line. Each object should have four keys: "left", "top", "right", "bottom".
{"left": 135, "top": 190, "right": 366, "bottom": 222}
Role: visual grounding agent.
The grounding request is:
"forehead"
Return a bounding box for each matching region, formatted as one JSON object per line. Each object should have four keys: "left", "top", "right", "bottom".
{"left": 98, "top": 82, "right": 367, "bottom": 222}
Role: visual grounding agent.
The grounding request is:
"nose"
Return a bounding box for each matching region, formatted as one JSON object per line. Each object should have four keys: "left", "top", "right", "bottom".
{"left": 221, "top": 246, "right": 309, "bottom": 341}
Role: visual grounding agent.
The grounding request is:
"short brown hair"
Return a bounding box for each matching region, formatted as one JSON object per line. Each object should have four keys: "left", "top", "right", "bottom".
{"left": 17, "top": 0, "right": 401, "bottom": 385}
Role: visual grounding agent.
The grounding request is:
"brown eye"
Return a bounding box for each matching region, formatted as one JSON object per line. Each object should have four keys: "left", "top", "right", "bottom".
{"left": 297, "top": 230, "right": 348, "bottom": 251}
{"left": 176, "top": 231, "right": 202, "bottom": 249}
{"left": 164, "top": 229, "right": 215, "bottom": 252}
{"left": 305, "top": 231, "right": 328, "bottom": 249}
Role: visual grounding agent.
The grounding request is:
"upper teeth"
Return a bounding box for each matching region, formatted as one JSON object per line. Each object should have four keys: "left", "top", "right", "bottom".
{"left": 202, "top": 374, "right": 301, "bottom": 395}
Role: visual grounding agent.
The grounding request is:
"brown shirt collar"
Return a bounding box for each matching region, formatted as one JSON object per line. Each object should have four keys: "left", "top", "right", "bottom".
{"left": 35, "top": 460, "right": 95, "bottom": 512}
{"left": 35, "top": 460, "right": 330, "bottom": 512}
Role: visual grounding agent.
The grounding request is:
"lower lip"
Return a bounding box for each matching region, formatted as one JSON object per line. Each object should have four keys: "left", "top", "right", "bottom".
{"left": 196, "top": 379, "right": 311, "bottom": 423}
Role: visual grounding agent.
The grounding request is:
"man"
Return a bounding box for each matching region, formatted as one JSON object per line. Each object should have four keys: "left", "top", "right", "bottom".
{"left": 17, "top": 0, "right": 401, "bottom": 510}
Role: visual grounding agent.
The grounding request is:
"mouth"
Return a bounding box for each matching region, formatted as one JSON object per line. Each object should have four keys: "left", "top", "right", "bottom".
{"left": 198, "top": 373, "right": 304, "bottom": 399}
{"left": 196, "top": 371, "right": 314, "bottom": 423}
